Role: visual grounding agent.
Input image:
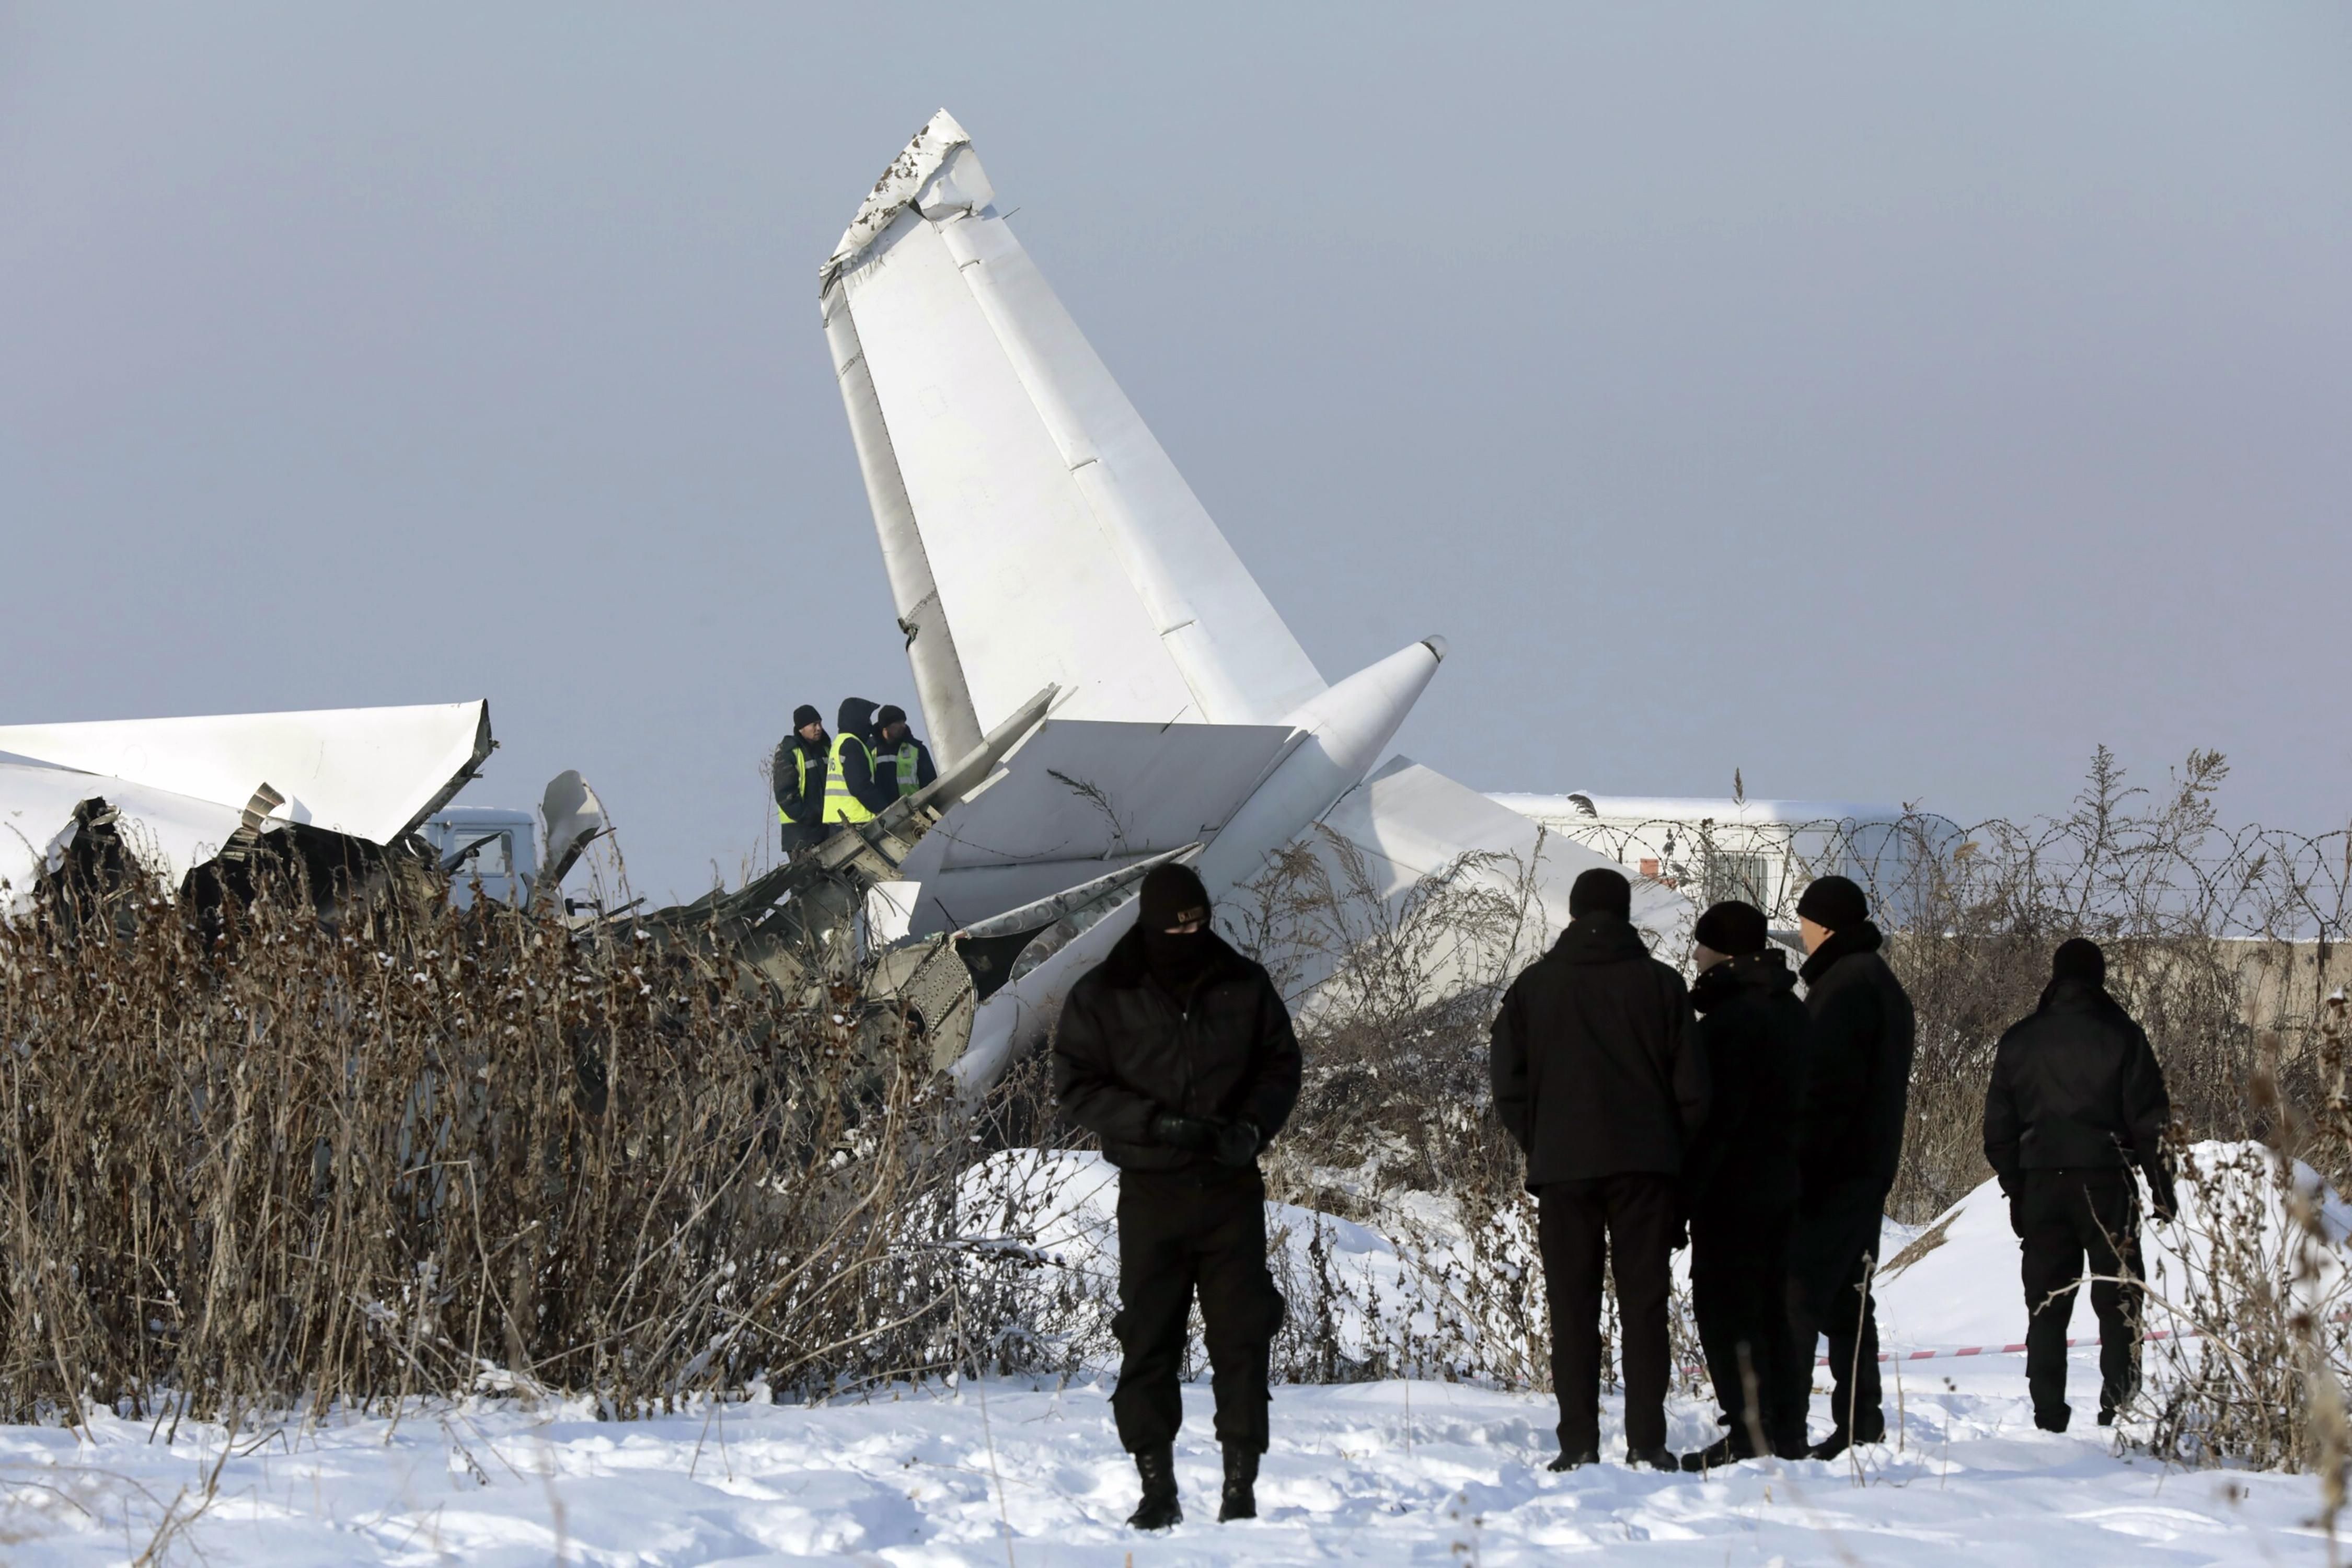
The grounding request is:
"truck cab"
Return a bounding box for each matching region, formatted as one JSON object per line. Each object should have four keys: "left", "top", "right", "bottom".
{"left": 421, "top": 807, "right": 540, "bottom": 909}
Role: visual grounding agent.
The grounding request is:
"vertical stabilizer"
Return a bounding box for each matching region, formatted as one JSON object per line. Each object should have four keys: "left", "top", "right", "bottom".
{"left": 818, "top": 110, "right": 1326, "bottom": 739}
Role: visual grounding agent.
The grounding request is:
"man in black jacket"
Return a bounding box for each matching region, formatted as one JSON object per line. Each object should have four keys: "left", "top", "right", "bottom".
{"left": 1491, "top": 867, "right": 1708, "bottom": 1472}
{"left": 869, "top": 704, "right": 938, "bottom": 801}
{"left": 1052, "top": 864, "right": 1301, "bottom": 1530}
{"left": 1782, "top": 875, "right": 1916, "bottom": 1460}
{"left": 771, "top": 704, "right": 829, "bottom": 856}
{"left": 1984, "top": 937, "right": 2175, "bottom": 1431}
{"left": 1678, "top": 900, "right": 1810, "bottom": 1469}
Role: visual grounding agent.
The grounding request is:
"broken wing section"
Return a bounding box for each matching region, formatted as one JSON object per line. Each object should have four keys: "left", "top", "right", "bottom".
{"left": 895, "top": 716, "right": 1297, "bottom": 936}
{"left": 1275, "top": 758, "right": 1697, "bottom": 1013}
{"left": 821, "top": 109, "right": 1326, "bottom": 742}
{"left": 0, "top": 701, "right": 491, "bottom": 847}
{"left": 0, "top": 763, "right": 249, "bottom": 916}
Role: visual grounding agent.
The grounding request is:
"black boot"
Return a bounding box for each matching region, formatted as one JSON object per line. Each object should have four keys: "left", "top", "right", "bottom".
{"left": 1680, "top": 1434, "right": 1752, "bottom": 1472}
{"left": 1547, "top": 1447, "right": 1600, "bottom": 1472}
{"left": 1126, "top": 1445, "right": 1181, "bottom": 1530}
{"left": 1217, "top": 1447, "right": 1260, "bottom": 1521}
{"left": 1807, "top": 1427, "right": 1853, "bottom": 1460}
{"left": 1625, "top": 1445, "right": 1681, "bottom": 1472}
{"left": 1809, "top": 1408, "right": 1885, "bottom": 1460}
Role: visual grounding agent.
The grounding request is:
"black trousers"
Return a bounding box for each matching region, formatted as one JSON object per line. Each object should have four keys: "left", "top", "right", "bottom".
{"left": 1111, "top": 1166, "right": 1286, "bottom": 1455}
{"left": 2016, "top": 1167, "right": 2143, "bottom": 1424}
{"left": 1537, "top": 1173, "right": 1676, "bottom": 1454}
{"left": 1690, "top": 1201, "right": 1797, "bottom": 1451}
{"left": 1783, "top": 1193, "right": 1886, "bottom": 1442}
{"left": 779, "top": 820, "right": 827, "bottom": 857}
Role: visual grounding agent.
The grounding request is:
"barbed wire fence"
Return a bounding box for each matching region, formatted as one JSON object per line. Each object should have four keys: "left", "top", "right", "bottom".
{"left": 1539, "top": 748, "right": 2352, "bottom": 1218}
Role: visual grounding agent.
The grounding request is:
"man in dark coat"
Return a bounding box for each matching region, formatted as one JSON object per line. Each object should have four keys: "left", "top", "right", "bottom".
{"left": 1984, "top": 937, "right": 2175, "bottom": 1431}
{"left": 1678, "top": 900, "right": 1810, "bottom": 1468}
{"left": 1782, "top": 874, "right": 1916, "bottom": 1459}
{"left": 869, "top": 704, "right": 938, "bottom": 801}
{"left": 1490, "top": 867, "right": 1708, "bottom": 1472}
{"left": 771, "top": 704, "right": 829, "bottom": 856}
{"left": 1052, "top": 863, "right": 1301, "bottom": 1530}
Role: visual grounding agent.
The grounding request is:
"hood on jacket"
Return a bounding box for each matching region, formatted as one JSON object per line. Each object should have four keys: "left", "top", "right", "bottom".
{"left": 836, "top": 697, "right": 879, "bottom": 744}
{"left": 1799, "top": 918, "right": 1884, "bottom": 986}
{"left": 1553, "top": 912, "right": 1655, "bottom": 965}
{"left": 1691, "top": 948, "right": 1795, "bottom": 1014}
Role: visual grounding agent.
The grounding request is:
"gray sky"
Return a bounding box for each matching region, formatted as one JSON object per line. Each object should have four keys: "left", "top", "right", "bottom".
{"left": 5, "top": 4, "right": 2347, "bottom": 901}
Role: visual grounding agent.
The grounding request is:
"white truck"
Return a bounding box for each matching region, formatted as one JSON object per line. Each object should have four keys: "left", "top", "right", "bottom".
{"left": 419, "top": 770, "right": 607, "bottom": 912}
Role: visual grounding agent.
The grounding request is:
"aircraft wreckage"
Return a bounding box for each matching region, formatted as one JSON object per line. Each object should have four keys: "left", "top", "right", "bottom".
{"left": 0, "top": 109, "right": 1692, "bottom": 1094}
{"left": 0, "top": 701, "right": 607, "bottom": 928}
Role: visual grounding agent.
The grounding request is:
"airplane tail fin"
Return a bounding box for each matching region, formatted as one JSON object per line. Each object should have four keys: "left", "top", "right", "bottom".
{"left": 820, "top": 110, "right": 1327, "bottom": 759}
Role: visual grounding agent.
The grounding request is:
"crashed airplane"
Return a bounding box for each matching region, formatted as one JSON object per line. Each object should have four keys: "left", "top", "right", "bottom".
{"left": 816, "top": 109, "right": 1691, "bottom": 1093}
{"left": 0, "top": 110, "right": 1689, "bottom": 1104}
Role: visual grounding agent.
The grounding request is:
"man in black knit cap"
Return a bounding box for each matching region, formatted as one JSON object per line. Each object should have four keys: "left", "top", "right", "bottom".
{"left": 868, "top": 704, "right": 938, "bottom": 801}
{"left": 1491, "top": 866, "right": 1708, "bottom": 1473}
{"left": 1782, "top": 874, "right": 1916, "bottom": 1459}
{"left": 1052, "top": 863, "right": 1301, "bottom": 1530}
{"left": 771, "top": 704, "right": 829, "bottom": 856}
{"left": 1985, "top": 937, "right": 2175, "bottom": 1431}
{"left": 1678, "top": 900, "right": 1811, "bottom": 1468}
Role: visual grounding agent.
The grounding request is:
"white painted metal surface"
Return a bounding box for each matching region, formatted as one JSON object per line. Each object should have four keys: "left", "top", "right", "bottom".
{"left": 949, "top": 638, "right": 1451, "bottom": 1096}
{"left": 896, "top": 717, "right": 1295, "bottom": 933}
{"left": 1296, "top": 758, "right": 1692, "bottom": 1009}
{"left": 0, "top": 701, "right": 491, "bottom": 847}
{"left": 1490, "top": 792, "right": 1903, "bottom": 826}
{"left": 0, "top": 762, "right": 248, "bottom": 916}
{"left": 817, "top": 115, "right": 1700, "bottom": 1096}
{"left": 821, "top": 109, "right": 1326, "bottom": 742}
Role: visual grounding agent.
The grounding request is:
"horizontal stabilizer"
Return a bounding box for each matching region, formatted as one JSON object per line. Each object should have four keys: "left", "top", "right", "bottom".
{"left": 897, "top": 717, "right": 1296, "bottom": 934}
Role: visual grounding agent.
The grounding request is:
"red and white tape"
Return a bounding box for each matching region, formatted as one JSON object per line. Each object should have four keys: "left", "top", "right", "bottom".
{"left": 1817, "top": 1327, "right": 2201, "bottom": 1367}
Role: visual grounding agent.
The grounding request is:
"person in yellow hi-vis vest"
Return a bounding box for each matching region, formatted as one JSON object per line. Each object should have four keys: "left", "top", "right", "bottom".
{"left": 823, "top": 697, "right": 894, "bottom": 824}
{"left": 870, "top": 704, "right": 938, "bottom": 801}
{"left": 772, "top": 704, "right": 829, "bottom": 856}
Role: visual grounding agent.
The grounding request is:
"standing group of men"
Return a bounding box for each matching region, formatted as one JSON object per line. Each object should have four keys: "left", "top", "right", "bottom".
{"left": 1491, "top": 869, "right": 1916, "bottom": 1471}
{"left": 1046, "top": 852, "right": 2179, "bottom": 1528}
{"left": 771, "top": 698, "right": 937, "bottom": 855}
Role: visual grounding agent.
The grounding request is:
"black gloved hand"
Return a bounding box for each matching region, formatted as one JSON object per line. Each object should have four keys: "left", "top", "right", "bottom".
{"left": 2002, "top": 1185, "right": 2024, "bottom": 1239}
{"left": 2147, "top": 1163, "right": 2180, "bottom": 1224}
{"left": 1668, "top": 1213, "right": 1690, "bottom": 1251}
{"left": 1149, "top": 1112, "right": 1220, "bottom": 1154}
{"left": 1212, "top": 1118, "right": 1263, "bottom": 1169}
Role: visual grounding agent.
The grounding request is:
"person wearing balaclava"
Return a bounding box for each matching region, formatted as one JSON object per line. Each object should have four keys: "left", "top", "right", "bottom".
{"left": 1984, "top": 937, "right": 2175, "bottom": 1431}
{"left": 1490, "top": 866, "right": 1708, "bottom": 1474}
{"left": 1781, "top": 874, "right": 1916, "bottom": 1460}
{"left": 1677, "top": 900, "right": 1811, "bottom": 1469}
{"left": 1051, "top": 863, "right": 1302, "bottom": 1531}
{"left": 772, "top": 704, "right": 830, "bottom": 856}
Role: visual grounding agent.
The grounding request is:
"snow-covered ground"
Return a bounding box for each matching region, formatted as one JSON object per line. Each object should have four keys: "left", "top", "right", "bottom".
{"left": 4, "top": 1142, "right": 2338, "bottom": 1563}
{"left": 0, "top": 1366, "right": 2325, "bottom": 1564}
